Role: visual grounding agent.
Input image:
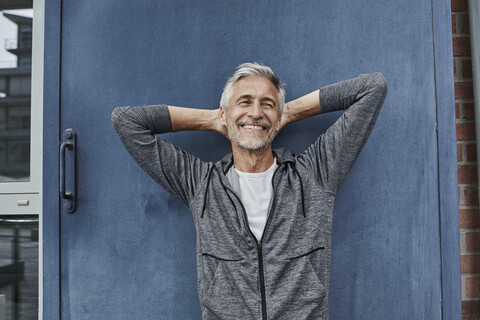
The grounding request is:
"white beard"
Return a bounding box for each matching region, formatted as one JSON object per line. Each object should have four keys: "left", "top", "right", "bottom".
{"left": 227, "top": 119, "right": 277, "bottom": 151}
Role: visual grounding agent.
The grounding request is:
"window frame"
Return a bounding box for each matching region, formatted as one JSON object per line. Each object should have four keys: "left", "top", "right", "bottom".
{"left": 0, "top": 1, "right": 44, "bottom": 319}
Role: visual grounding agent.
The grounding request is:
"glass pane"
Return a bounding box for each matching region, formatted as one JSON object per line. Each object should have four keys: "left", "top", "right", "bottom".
{"left": 0, "top": 215, "right": 39, "bottom": 320}
{"left": 19, "top": 26, "right": 32, "bottom": 51}
{"left": 8, "top": 141, "right": 30, "bottom": 165}
{"left": 0, "top": 8, "right": 32, "bottom": 182}
{"left": 8, "top": 107, "right": 30, "bottom": 130}
{"left": 0, "top": 108, "right": 5, "bottom": 130}
{"left": 0, "top": 141, "right": 5, "bottom": 165}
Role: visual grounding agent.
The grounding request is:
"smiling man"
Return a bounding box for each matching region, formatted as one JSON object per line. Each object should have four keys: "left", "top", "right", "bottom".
{"left": 222, "top": 75, "right": 280, "bottom": 153}
{"left": 111, "top": 62, "right": 388, "bottom": 319}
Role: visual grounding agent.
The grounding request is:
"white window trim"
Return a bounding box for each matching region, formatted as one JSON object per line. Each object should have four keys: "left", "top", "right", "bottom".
{"left": 32, "top": 0, "right": 44, "bottom": 318}
{"left": 0, "top": 0, "right": 45, "bottom": 318}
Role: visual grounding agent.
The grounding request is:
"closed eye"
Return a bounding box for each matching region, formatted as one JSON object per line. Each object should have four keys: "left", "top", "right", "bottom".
{"left": 239, "top": 100, "right": 251, "bottom": 106}
{"left": 261, "top": 98, "right": 276, "bottom": 109}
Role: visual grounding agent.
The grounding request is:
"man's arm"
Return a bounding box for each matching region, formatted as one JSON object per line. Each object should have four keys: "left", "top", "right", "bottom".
{"left": 295, "top": 72, "right": 388, "bottom": 194}
{"left": 168, "top": 106, "right": 227, "bottom": 137}
{"left": 111, "top": 105, "right": 214, "bottom": 208}
{"left": 280, "top": 89, "right": 322, "bottom": 131}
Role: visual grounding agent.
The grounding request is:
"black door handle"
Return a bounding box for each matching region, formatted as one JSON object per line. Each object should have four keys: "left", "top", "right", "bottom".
{"left": 59, "top": 129, "right": 76, "bottom": 213}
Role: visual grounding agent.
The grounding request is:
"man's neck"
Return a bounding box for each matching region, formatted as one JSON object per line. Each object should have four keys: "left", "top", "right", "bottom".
{"left": 231, "top": 145, "right": 275, "bottom": 173}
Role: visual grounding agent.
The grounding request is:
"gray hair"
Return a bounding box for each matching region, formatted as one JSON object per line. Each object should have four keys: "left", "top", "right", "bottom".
{"left": 220, "top": 62, "right": 285, "bottom": 115}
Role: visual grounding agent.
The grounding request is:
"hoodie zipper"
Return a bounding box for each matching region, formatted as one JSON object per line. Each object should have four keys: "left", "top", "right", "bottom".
{"left": 257, "top": 242, "right": 267, "bottom": 320}
{"left": 222, "top": 163, "right": 284, "bottom": 320}
{"left": 233, "top": 196, "right": 268, "bottom": 320}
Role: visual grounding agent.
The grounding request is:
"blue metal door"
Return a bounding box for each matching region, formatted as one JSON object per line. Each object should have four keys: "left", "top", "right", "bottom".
{"left": 43, "top": 0, "right": 460, "bottom": 319}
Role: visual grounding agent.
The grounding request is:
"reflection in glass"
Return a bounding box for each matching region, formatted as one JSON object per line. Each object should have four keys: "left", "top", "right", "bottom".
{"left": 8, "top": 107, "right": 30, "bottom": 130}
{"left": 0, "top": 215, "right": 38, "bottom": 320}
{"left": 0, "top": 12, "right": 32, "bottom": 182}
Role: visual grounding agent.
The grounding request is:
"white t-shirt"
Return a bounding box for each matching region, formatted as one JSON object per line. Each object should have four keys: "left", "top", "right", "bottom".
{"left": 226, "top": 160, "right": 278, "bottom": 241}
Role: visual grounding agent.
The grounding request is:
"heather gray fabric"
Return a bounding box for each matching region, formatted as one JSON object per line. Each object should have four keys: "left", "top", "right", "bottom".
{"left": 111, "top": 72, "right": 388, "bottom": 319}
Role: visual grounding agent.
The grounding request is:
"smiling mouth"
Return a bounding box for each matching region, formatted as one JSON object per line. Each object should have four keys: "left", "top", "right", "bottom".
{"left": 241, "top": 124, "right": 265, "bottom": 130}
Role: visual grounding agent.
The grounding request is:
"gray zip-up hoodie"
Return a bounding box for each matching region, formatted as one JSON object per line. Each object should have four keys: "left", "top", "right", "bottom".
{"left": 111, "top": 72, "right": 388, "bottom": 320}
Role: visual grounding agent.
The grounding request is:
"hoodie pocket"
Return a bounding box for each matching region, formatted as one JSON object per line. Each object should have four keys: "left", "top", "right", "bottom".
{"left": 285, "top": 245, "right": 326, "bottom": 288}
{"left": 201, "top": 252, "right": 243, "bottom": 298}
{"left": 264, "top": 245, "right": 327, "bottom": 318}
{"left": 286, "top": 246, "right": 325, "bottom": 260}
{"left": 200, "top": 253, "right": 255, "bottom": 319}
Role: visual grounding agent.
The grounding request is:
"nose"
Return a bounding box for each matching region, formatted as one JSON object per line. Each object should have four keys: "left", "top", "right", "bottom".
{"left": 248, "top": 100, "right": 263, "bottom": 119}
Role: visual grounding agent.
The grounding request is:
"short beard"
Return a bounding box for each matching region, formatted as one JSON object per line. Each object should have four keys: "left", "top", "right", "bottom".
{"left": 228, "top": 119, "right": 277, "bottom": 151}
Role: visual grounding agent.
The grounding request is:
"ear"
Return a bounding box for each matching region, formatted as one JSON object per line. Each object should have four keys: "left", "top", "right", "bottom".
{"left": 275, "top": 114, "right": 282, "bottom": 133}
{"left": 219, "top": 106, "right": 227, "bottom": 126}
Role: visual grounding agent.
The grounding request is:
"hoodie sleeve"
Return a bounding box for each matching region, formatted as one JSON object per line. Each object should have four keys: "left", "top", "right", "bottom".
{"left": 111, "top": 104, "right": 211, "bottom": 208}
{"left": 297, "top": 72, "right": 388, "bottom": 194}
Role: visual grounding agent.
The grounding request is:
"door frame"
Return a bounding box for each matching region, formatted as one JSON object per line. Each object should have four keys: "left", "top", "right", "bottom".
{"left": 432, "top": 0, "right": 462, "bottom": 318}
{"left": 42, "top": 0, "right": 461, "bottom": 318}
{"left": 42, "top": 0, "right": 60, "bottom": 318}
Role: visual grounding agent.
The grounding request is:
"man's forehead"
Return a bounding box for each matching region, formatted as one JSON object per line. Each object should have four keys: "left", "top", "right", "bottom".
{"left": 233, "top": 76, "right": 278, "bottom": 96}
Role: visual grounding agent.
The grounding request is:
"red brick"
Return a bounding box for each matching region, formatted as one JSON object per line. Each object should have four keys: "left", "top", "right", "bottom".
{"left": 466, "top": 185, "right": 479, "bottom": 206}
{"left": 466, "top": 276, "right": 480, "bottom": 296}
{"left": 453, "top": 14, "right": 458, "bottom": 34}
{"left": 453, "top": 37, "right": 472, "bottom": 56}
{"left": 455, "top": 82, "right": 474, "bottom": 99}
{"left": 452, "top": 0, "right": 469, "bottom": 11}
{"left": 461, "top": 255, "right": 480, "bottom": 273}
{"left": 461, "top": 185, "right": 464, "bottom": 204}
{"left": 454, "top": 59, "right": 458, "bottom": 76}
{"left": 460, "top": 208, "right": 480, "bottom": 228}
{"left": 462, "top": 300, "right": 480, "bottom": 319}
{"left": 457, "top": 102, "right": 461, "bottom": 118}
{"left": 461, "top": 13, "right": 471, "bottom": 34}
{"left": 458, "top": 186, "right": 464, "bottom": 205}
{"left": 459, "top": 164, "right": 478, "bottom": 183}
{"left": 463, "top": 58, "right": 473, "bottom": 77}
{"left": 463, "top": 102, "right": 475, "bottom": 119}
{"left": 459, "top": 143, "right": 464, "bottom": 161}
{"left": 466, "top": 232, "right": 480, "bottom": 252}
{"left": 457, "top": 122, "right": 476, "bottom": 140}
{"left": 467, "top": 143, "right": 478, "bottom": 162}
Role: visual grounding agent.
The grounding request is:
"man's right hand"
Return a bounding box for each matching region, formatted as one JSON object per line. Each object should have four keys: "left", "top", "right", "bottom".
{"left": 212, "top": 108, "right": 229, "bottom": 139}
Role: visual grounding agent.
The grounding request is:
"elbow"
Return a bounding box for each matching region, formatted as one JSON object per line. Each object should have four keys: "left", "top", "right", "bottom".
{"left": 370, "top": 72, "right": 388, "bottom": 96}
{"left": 111, "top": 106, "right": 130, "bottom": 128}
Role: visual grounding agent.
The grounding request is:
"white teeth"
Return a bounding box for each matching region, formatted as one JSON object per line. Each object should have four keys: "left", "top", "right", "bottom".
{"left": 243, "top": 125, "right": 264, "bottom": 130}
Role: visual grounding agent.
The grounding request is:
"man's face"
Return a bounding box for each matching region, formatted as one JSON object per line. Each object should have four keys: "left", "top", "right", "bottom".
{"left": 221, "top": 76, "right": 281, "bottom": 152}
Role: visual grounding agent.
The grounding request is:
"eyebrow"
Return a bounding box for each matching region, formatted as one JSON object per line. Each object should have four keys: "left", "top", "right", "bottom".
{"left": 236, "top": 95, "right": 253, "bottom": 103}
{"left": 236, "top": 95, "right": 277, "bottom": 106}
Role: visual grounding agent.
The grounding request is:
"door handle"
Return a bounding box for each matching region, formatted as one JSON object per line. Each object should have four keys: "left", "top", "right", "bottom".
{"left": 59, "top": 129, "right": 76, "bottom": 213}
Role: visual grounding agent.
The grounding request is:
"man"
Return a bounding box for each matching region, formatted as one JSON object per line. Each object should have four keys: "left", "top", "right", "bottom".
{"left": 111, "top": 63, "right": 387, "bottom": 319}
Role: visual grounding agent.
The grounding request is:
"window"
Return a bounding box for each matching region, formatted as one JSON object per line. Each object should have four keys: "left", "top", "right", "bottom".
{"left": 0, "top": 2, "right": 42, "bottom": 319}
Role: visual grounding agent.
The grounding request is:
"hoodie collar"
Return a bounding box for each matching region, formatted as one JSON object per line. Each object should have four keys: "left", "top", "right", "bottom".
{"left": 217, "top": 147, "right": 296, "bottom": 175}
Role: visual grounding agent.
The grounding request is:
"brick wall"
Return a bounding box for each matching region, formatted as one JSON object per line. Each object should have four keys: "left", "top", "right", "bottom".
{"left": 452, "top": 0, "right": 480, "bottom": 318}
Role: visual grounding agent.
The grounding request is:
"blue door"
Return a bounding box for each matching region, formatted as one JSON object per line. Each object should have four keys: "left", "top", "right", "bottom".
{"left": 43, "top": 0, "right": 460, "bottom": 319}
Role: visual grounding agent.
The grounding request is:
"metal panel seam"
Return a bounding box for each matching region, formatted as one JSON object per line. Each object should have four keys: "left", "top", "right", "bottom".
{"left": 429, "top": 0, "right": 444, "bottom": 318}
